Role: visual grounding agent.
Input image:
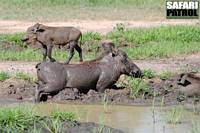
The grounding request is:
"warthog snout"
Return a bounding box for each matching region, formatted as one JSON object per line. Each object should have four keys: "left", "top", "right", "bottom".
{"left": 129, "top": 62, "right": 143, "bottom": 78}
{"left": 130, "top": 69, "right": 143, "bottom": 78}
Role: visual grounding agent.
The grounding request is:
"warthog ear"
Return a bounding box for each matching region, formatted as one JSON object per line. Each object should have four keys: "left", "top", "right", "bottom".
{"left": 111, "top": 49, "right": 118, "bottom": 57}
{"left": 112, "top": 52, "right": 116, "bottom": 57}
{"left": 33, "top": 28, "right": 45, "bottom": 34}
{"left": 32, "top": 23, "right": 45, "bottom": 33}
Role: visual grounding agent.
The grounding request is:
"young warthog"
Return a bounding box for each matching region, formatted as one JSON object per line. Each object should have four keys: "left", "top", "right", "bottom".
{"left": 21, "top": 23, "right": 83, "bottom": 64}
{"left": 178, "top": 72, "right": 200, "bottom": 97}
{"left": 35, "top": 49, "right": 143, "bottom": 102}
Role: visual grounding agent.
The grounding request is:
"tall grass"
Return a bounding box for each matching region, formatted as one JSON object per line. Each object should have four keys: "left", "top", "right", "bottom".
{"left": 0, "top": 106, "right": 77, "bottom": 132}
{"left": 165, "top": 106, "right": 184, "bottom": 124}
{"left": 0, "top": 106, "right": 39, "bottom": 132}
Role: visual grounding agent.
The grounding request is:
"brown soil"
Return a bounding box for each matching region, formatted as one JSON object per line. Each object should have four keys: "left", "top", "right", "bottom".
{"left": 0, "top": 20, "right": 199, "bottom": 34}
{"left": 0, "top": 78, "right": 35, "bottom": 100}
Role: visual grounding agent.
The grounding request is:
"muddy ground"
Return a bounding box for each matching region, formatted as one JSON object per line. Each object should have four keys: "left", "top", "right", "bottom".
{"left": 0, "top": 73, "right": 199, "bottom": 107}
{"left": 0, "top": 20, "right": 200, "bottom": 107}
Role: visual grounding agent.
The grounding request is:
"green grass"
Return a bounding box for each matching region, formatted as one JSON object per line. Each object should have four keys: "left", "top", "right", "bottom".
{"left": 108, "top": 25, "right": 200, "bottom": 59}
{"left": 0, "top": 33, "right": 24, "bottom": 46}
{"left": 51, "top": 110, "right": 77, "bottom": 122}
{"left": 143, "top": 69, "right": 156, "bottom": 79}
{"left": 0, "top": 106, "right": 77, "bottom": 132}
{"left": 0, "top": 71, "right": 36, "bottom": 81}
{"left": 191, "top": 120, "right": 200, "bottom": 133}
{"left": 0, "top": 0, "right": 163, "bottom": 21}
{"left": 41, "top": 110, "right": 77, "bottom": 133}
{"left": 0, "top": 106, "right": 39, "bottom": 132}
{"left": 41, "top": 118, "right": 63, "bottom": 133}
{"left": 0, "top": 72, "right": 10, "bottom": 81}
{"left": 125, "top": 77, "right": 152, "bottom": 98}
{"left": 159, "top": 71, "right": 176, "bottom": 80}
{"left": 14, "top": 71, "right": 35, "bottom": 80}
{"left": 165, "top": 106, "right": 183, "bottom": 124}
{"left": 1, "top": 26, "right": 200, "bottom": 61}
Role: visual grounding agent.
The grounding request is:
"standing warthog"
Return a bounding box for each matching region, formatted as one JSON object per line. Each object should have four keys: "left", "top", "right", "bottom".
{"left": 35, "top": 49, "right": 143, "bottom": 102}
{"left": 21, "top": 23, "right": 83, "bottom": 64}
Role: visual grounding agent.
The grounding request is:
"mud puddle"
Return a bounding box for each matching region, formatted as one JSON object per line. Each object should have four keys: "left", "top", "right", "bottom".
{"left": 35, "top": 103, "right": 200, "bottom": 133}
{"left": 0, "top": 98, "right": 199, "bottom": 133}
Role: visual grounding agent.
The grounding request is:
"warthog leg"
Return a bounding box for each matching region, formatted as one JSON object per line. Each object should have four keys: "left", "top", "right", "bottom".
{"left": 65, "top": 41, "right": 75, "bottom": 64}
{"left": 35, "top": 81, "right": 44, "bottom": 103}
{"left": 42, "top": 44, "right": 47, "bottom": 61}
{"left": 96, "top": 75, "right": 112, "bottom": 93}
{"left": 75, "top": 44, "right": 83, "bottom": 62}
{"left": 35, "top": 82, "right": 61, "bottom": 102}
{"left": 47, "top": 45, "right": 56, "bottom": 62}
{"left": 35, "top": 88, "right": 43, "bottom": 103}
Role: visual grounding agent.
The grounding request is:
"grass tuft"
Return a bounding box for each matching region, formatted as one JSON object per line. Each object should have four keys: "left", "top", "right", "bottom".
{"left": 159, "top": 71, "right": 175, "bottom": 80}
{"left": 143, "top": 69, "right": 156, "bottom": 79}
{"left": 0, "top": 71, "right": 36, "bottom": 81}
{"left": 191, "top": 120, "right": 200, "bottom": 133}
{"left": 0, "top": 106, "right": 78, "bottom": 132}
{"left": 0, "top": 71, "right": 10, "bottom": 81}
{"left": 51, "top": 110, "right": 77, "bottom": 122}
{"left": 125, "top": 77, "right": 152, "bottom": 98}
{"left": 15, "top": 72, "right": 33, "bottom": 80}
{"left": 165, "top": 106, "right": 183, "bottom": 124}
{"left": 0, "top": 33, "right": 24, "bottom": 46}
{"left": 0, "top": 106, "right": 39, "bottom": 132}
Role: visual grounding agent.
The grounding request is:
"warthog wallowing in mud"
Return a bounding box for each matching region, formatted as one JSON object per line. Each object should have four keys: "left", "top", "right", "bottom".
{"left": 21, "top": 23, "right": 83, "bottom": 64}
{"left": 35, "top": 49, "right": 143, "bottom": 102}
{"left": 177, "top": 72, "right": 200, "bottom": 97}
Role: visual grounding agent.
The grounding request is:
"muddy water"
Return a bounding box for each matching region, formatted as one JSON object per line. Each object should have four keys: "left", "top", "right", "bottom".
{"left": 36, "top": 103, "right": 200, "bottom": 133}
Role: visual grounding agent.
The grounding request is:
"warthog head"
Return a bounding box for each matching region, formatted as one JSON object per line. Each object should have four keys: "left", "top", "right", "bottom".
{"left": 107, "top": 49, "right": 143, "bottom": 78}
{"left": 21, "top": 23, "right": 45, "bottom": 45}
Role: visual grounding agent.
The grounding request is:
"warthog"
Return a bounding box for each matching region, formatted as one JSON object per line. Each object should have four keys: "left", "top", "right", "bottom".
{"left": 35, "top": 49, "right": 143, "bottom": 102}
{"left": 21, "top": 23, "right": 83, "bottom": 64}
{"left": 178, "top": 72, "right": 200, "bottom": 97}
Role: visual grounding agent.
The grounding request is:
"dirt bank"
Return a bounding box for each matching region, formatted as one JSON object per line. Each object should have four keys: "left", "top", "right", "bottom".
{"left": 1, "top": 52, "right": 200, "bottom": 75}
{"left": 0, "top": 20, "right": 199, "bottom": 34}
